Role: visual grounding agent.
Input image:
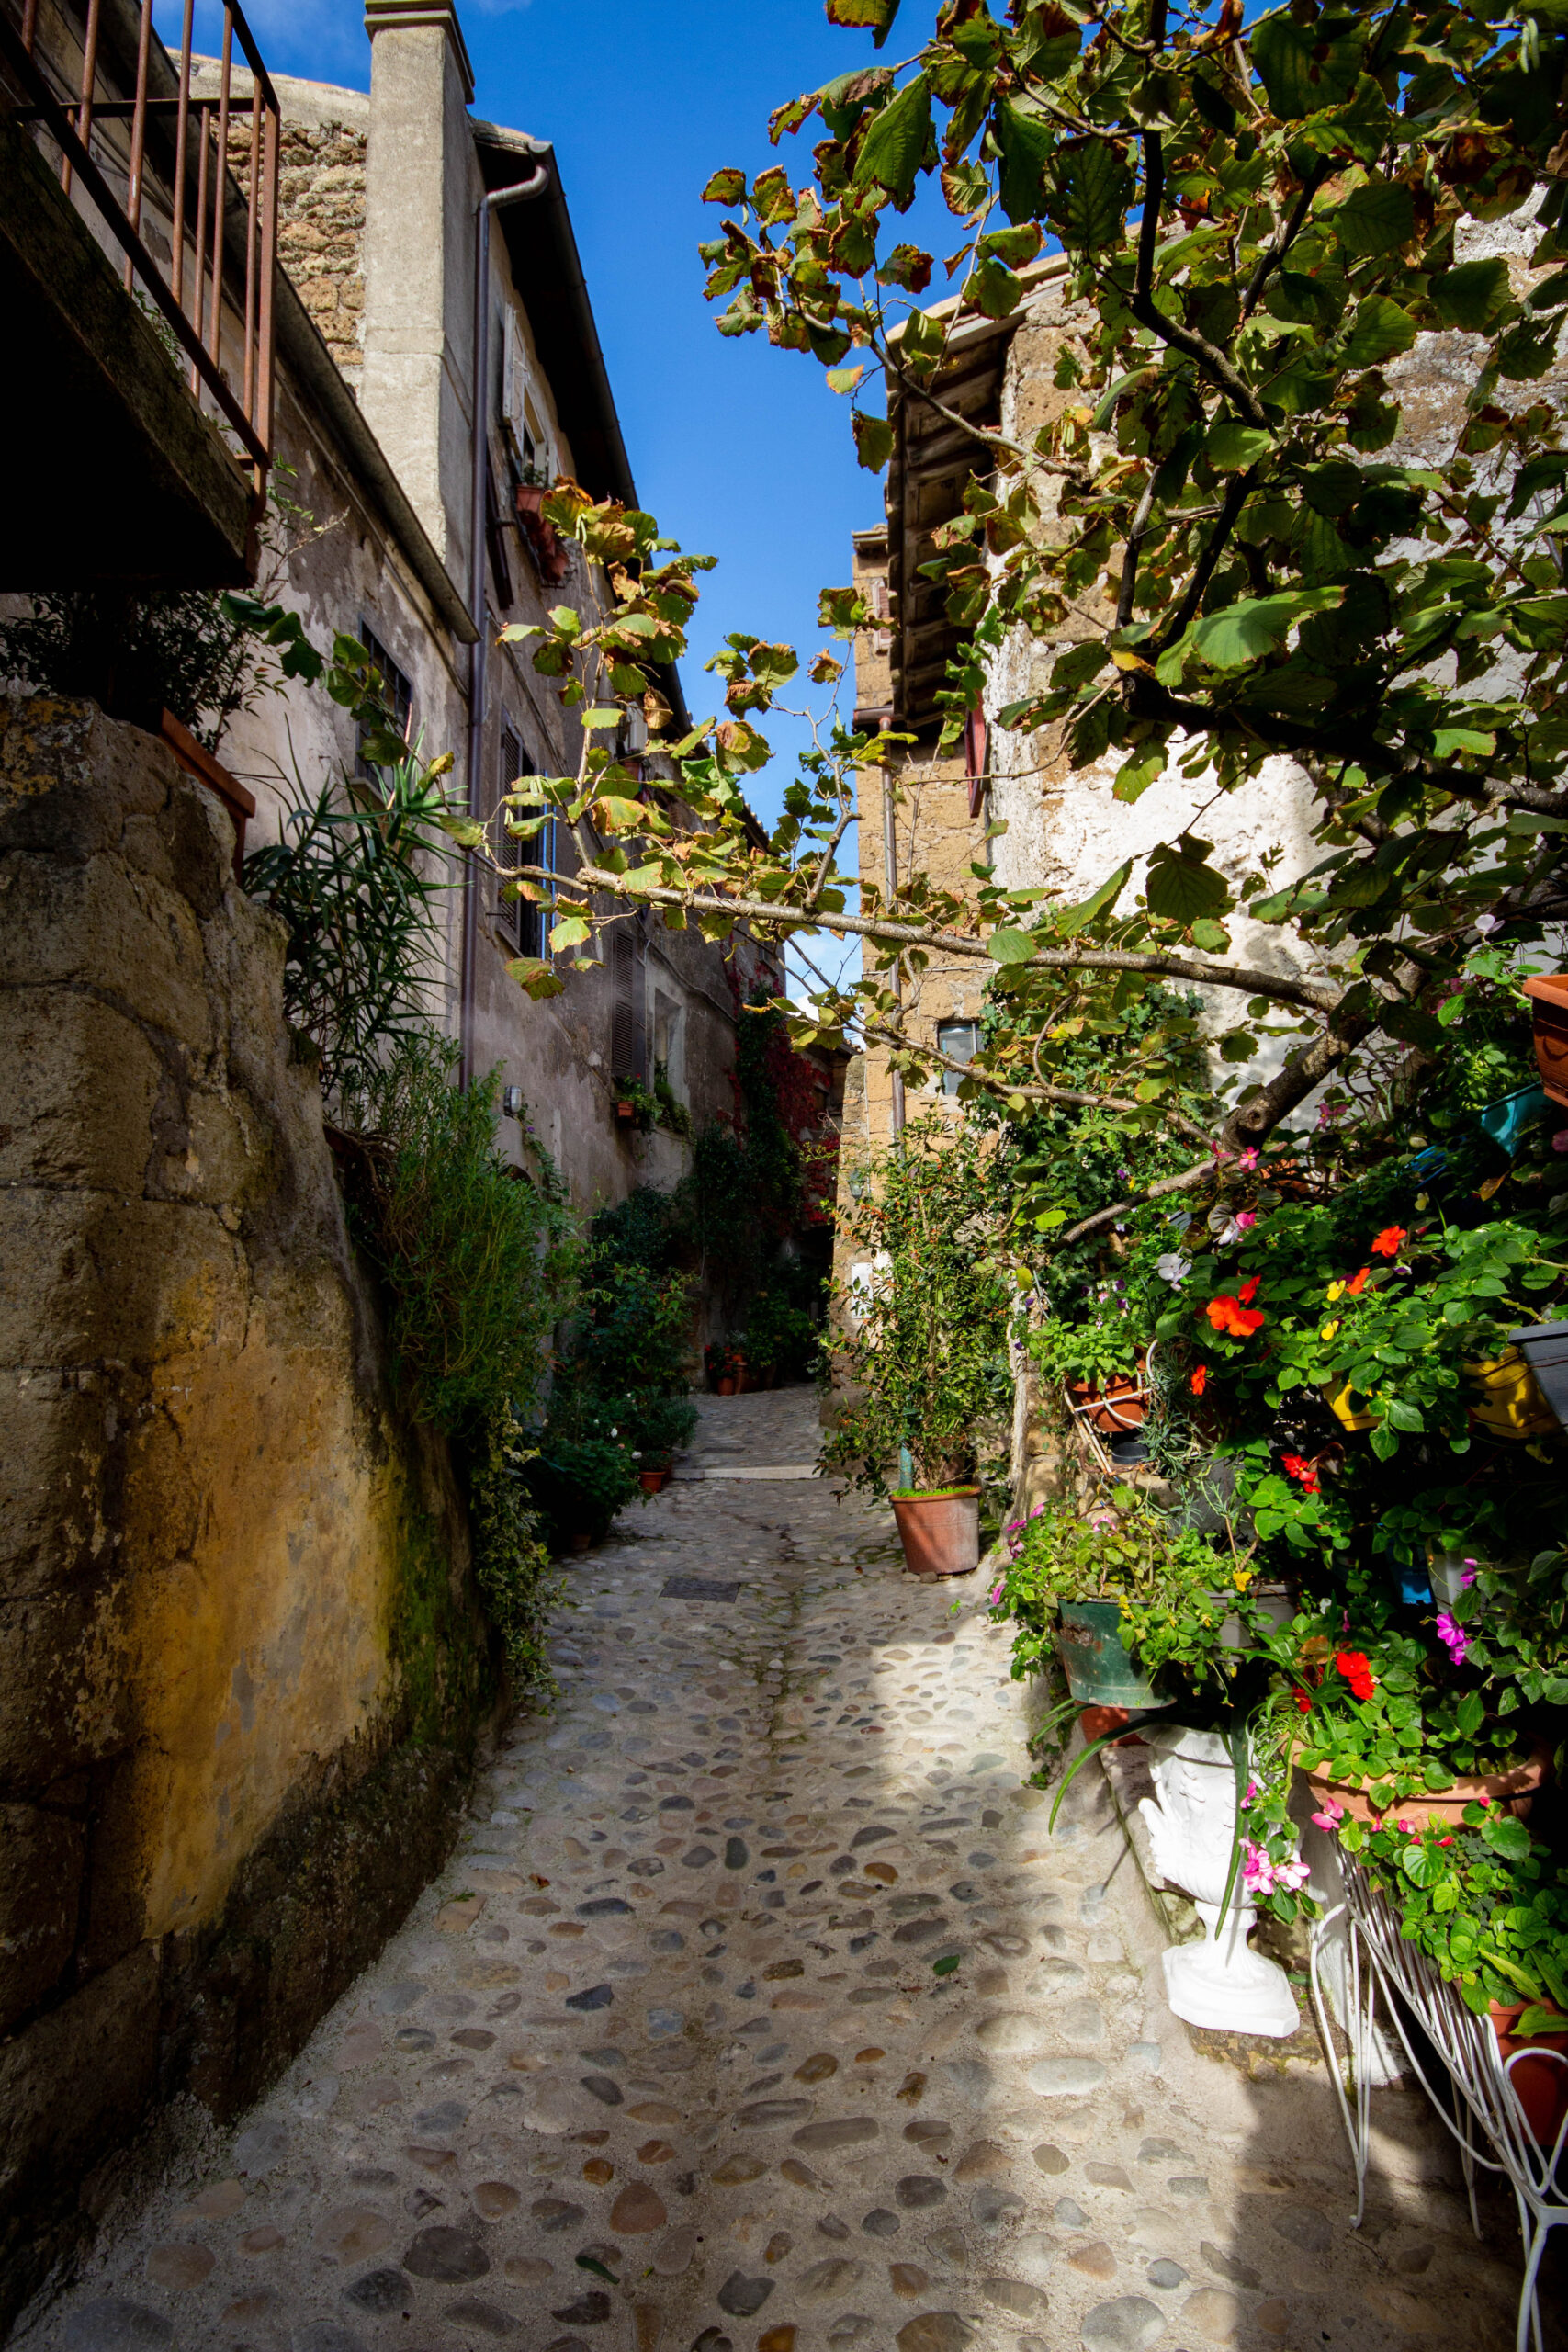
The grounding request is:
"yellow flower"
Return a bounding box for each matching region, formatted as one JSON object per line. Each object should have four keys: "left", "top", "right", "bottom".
{"left": 1320, "top": 1319, "right": 1340, "bottom": 1341}
{"left": 1233, "top": 1567, "right": 1252, "bottom": 1590}
{"left": 1325, "top": 1283, "right": 1345, "bottom": 1305}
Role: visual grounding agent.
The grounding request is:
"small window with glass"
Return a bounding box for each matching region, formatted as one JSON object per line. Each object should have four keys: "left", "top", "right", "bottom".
{"left": 935, "top": 1017, "right": 979, "bottom": 1094}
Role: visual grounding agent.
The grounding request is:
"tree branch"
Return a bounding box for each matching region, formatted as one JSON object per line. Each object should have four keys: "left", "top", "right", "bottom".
{"left": 524, "top": 861, "right": 1343, "bottom": 1012}
{"left": 861, "top": 1017, "right": 1214, "bottom": 1146}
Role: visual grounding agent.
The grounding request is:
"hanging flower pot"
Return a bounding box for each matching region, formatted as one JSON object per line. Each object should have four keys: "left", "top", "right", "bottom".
{"left": 1523, "top": 973, "right": 1568, "bottom": 1105}
{"left": 1464, "top": 1347, "right": 1556, "bottom": 1440}
{"left": 890, "top": 1487, "right": 980, "bottom": 1577}
{"left": 1509, "top": 1319, "right": 1568, "bottom": 1434}
{"left": 1322, "top": 1379, "right": 1377, "bottom": 1432}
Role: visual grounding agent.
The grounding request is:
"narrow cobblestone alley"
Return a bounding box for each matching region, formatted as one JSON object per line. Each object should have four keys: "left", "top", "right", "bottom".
{"left": 38, "top": 1393, "right": 1538, "bottom": 2352}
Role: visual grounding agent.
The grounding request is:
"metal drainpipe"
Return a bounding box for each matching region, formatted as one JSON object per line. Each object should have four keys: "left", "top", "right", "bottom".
{"left": 882, "top": 762, "right": 905, "bottom": 1141}
{"left": 460, "top": 165, "right": 548, "bottom": 1091}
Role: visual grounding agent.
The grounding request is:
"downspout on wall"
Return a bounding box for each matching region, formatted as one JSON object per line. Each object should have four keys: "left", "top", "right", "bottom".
{"left": 459, "top": 165, "right": 547, "bottom": 1091}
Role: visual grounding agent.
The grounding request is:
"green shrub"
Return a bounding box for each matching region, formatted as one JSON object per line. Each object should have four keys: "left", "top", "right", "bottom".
{"left": 823, "top": 1115, "right": 1014, "bottom": 1497}
{"left": 353, "top": 1034, "right": 578, "bottom": 1433}
{"left": 526, "top": 1433, "right": 641, "bottom": 1550}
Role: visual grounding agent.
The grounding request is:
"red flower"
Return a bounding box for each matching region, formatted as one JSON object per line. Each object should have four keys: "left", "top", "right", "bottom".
{"left": 1292, "top": 1687, "right": 1314, "bottom": 1713}
{"left": 1190, "top": 1364, "right": 1208, "bottom": 1396}
{"left": 1345, "top": 1266, "right": 1371, "bottom": 1296}
{"left": 1371, "top": 1227, "right": 1408, "bottom": 1259}
{"left": 1281, "top": 1453, "right": 1321, "bottom": 1494}
{"left": 1238, "top": 1274, "right": 1261, "bottom": 1305}
{"left": 1206, "top": 1294, "right": 1266, "bottom": 1339}
{"left": 1335, "top": 1649, "right": 1376, "bottom": 1702}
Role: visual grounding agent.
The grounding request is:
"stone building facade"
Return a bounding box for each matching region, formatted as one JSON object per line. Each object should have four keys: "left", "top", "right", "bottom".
{"left": 187, "top": 3, "right": 775, "bottom": 1217}
{"left": 846, "top": 277, "right": 1325, "bottom": 1155}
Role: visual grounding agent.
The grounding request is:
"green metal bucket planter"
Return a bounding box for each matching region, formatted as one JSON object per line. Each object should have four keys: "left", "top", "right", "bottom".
{"left": 1055, "top": 1599, "right": 1173, "bottom": 1711}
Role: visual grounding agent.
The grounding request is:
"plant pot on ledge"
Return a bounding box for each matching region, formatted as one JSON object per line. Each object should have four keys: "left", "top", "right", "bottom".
{"left": 891, "top": 1487, "right": 980, "bottom": 1577}
{"left": 1300, "top": 1738, "right": 1551, "bottom": 1831}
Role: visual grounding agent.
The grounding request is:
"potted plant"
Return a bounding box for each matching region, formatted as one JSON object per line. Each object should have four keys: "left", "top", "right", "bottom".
{"left": 994, "top": 1490, "right": 1260, "bottom": 1713}
{"left": 705, "top": 1339, "right": 743, "bottom": 1395}
{"left": 822, "top": 1119, "right": 1014, "bottom": 1577}
{"left": 1033, "top": 1307, "right": 1150, "bottom": 1434}
{"left": 1522, "top": 972, "right": 1568, "bottom": 1105}
{"left": 1323, "top": 1804, "right": 1568, "bottom": 2148}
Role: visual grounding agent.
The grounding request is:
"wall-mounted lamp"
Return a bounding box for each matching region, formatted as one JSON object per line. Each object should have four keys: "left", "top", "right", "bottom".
{"left": 502, "top": 1085, "right": 526, "bottom": 1118}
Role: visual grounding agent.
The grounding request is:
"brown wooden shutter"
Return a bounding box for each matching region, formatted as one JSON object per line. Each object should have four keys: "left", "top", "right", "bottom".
{"left": 609, "top": 921, "right": 647, "bottom": 1083}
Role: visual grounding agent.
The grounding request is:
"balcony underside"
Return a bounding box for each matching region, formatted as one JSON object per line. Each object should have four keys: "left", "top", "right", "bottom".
{"left": 0, "top": 119, "right": 254, "bottom": 589}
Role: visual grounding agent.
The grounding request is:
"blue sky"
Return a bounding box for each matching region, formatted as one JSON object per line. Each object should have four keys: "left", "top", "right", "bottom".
{"left": 156, "top": 0, "right": 894, "bottom": 863}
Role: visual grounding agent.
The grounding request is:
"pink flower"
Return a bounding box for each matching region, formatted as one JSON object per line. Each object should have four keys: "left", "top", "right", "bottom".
{"left": 1236, "top": 1148, "right": 1260, "bottom": 1171}
{"left": 1311, "top": 1796, "right": 1345, "bottom": 1835}
{"left": 1554, "top": 1130, "right": 1568, "bottom": 1155}
{"left": 989, "top": 1581, "right": 1006, "bottom": 1605}
{"left": 1235, "top": 1211, "right": 1258, "bottom": 1230}
{"left": 1435, "top": 1610, "right": 1468, "bottom": 1666}
{"left": 1244, "top": 1780, "right": 1258, "bottom": 1805}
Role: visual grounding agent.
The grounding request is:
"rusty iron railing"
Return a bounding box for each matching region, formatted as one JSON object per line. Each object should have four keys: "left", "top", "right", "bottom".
{"left": 1, "top": 0, "right": 279, "bottom": 509}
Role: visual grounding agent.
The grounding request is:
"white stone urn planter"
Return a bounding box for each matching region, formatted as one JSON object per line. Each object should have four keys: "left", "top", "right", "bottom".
{"left": 1137, "top": 1724, "right": 1299, "bottom": 2039}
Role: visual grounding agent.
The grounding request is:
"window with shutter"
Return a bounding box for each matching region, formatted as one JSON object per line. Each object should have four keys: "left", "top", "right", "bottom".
{"left": 609, "top": 920, "right": 647, "bottom": 1084}
{"left": 498, "top": 725, "right": 547, "bottom": 956}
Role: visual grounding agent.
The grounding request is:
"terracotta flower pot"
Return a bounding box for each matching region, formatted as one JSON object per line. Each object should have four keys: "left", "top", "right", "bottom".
{"left": 890, "top": 1487, "right": 980, "bottom": 1577}
{"left": 1067, "top": 1357, "right": 1148, "bottom": 1434}
{"left": 638, "top": 1468, "right": 670, "bottom": 1495}
{"left": 1490, "top": 2009, "right": 1568, "bottom": 2149}
{"left": 1302, "top": 1739, "right": 1551, "bottom": 1829}
{"left": 1078, "top": 1704, "right": 1146, "bottom": 1746}
{"left": 1523, "top": 972, "right": 1568, "bottom": 1106}
{"left": 716, "top": 1376, "right": 738, "bottom": 1396}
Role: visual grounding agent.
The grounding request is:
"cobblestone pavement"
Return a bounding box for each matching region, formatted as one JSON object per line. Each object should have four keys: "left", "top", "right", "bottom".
{"left": 39, "top": 1391, "right": 1540, "bottom": 2352}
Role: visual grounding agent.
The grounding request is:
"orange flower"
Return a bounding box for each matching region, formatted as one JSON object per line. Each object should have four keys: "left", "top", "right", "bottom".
{"left": 1206, "top": 1294, "right": 1266, "bottom": 1339}
{"left": 1237, "top": 1275, "right": 1260, "bottom": 1306}
{"left": 1190, "top": 1364, "right": 1208, "bottom": 1396}
{"left": 1345, "top": 1265, "right": 1371, "bottom": 1295}
{"left": 1371, "top": 1227, "right": 1407, "bottom": 1258}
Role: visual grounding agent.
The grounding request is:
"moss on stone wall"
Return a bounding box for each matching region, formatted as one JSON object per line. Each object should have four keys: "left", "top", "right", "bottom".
{"left": 390, "top": 1499, "right": 495, "bottom": 1747}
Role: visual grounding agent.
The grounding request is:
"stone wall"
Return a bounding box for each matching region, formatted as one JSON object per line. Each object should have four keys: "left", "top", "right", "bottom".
{"left": 0, "top": 697, "right": 495, "bottom": 2334}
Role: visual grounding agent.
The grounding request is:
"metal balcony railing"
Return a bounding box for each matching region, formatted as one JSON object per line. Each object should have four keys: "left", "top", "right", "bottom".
{"left": 1, "top": 0, "right": 279, "bottom": 510}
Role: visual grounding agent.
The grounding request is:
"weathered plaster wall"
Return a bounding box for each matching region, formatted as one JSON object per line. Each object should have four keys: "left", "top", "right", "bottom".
{"left": 0, "top": 698, "right": 492, "bottom": 2333}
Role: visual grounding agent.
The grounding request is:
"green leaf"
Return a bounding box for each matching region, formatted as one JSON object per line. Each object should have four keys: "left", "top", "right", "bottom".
{"left": 506, "top": 956, "right": 566, "bottom": 1000}
{"left": 993, "top": 99, "right": 1055, "bottom": 227}
{"left": 853, "top": 72, "right": 931, "bottom": 201}
{"left": 1190, "top": 918, "right": 1232, "bottom": 953}
{"left": 701, "top": 167, "right": 748, "bottom": 206}
{"left": 1330, "top": 177, "right": 1415, "bottom": 258}
{"left": 1049, "top": 139, "right": 1131, "bottom": 253}
{"left": 853, "top": 412, "right": 896, "bottom": 471}
{"left": 1057, "top": 857, "right": 1133, "bottom": 937}
{"left": 1427, "top": 258, "right": 1512, "bottom": 334}
{"left": 827, "top": 364, "right": 866, "bottom": 394}
{"left": 987, "top": 926, "right": 1036, "bottom": 965}
{"left": 1251, "top": 15, "right": 1362, "bottom": 119}
{"left": 1145, "top": 836, "right": 1231, "bottom": 925}
{"left": 826, "top": 0, "right": 902, "bottom": 44}
{"left": 549, "top": 914, "right": 592, "bottom": 950}
{"left": 1188, "top": 587, "right": 1344, "bottom": 672}
{"left": 1481, "top": 1814, "right": 1533, "bottom": 1861}
{"left": 1113, "top": 747, "right": 1166, "bottom": 804}
{"left": 932, "top": 1952, "right": 961, "bottom": 1976}
{"left": 1342, "top": 297, "right": 1417, "bottom": 369}
{"left": 1206, "top": 418, "right": 1272, "bottom": 472}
